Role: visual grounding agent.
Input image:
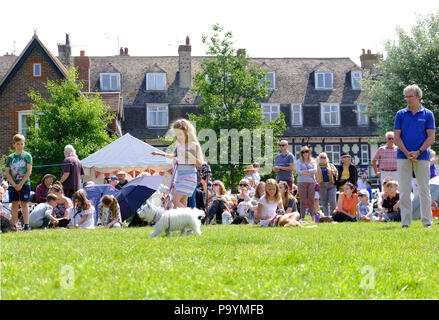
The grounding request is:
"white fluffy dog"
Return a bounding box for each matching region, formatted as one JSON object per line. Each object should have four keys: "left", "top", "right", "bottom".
{"left": 137, "top": 200, "right": 204, "bottom": 238}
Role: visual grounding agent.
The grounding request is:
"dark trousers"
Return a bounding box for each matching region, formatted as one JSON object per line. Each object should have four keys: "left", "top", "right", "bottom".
{"left": 203, "top": 199, "right": 228, "bottom": 224}
{"left": 332, "top": 211, "right": 356, "bottom": 222}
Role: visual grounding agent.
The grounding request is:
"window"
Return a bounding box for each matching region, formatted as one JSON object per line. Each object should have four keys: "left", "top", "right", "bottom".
{"left": 261, "top": 72, "right": 275, "bottom": 90}
{"left": 147, "top": 105, "right": 168, "bottom": 127}
{"left": 351, "top": 71, "right": 362, "bottom": 90}
{"left": 321, "top": 103, "right": 340, "bottom": 126}
{"left": 315, "top": 72, "right": 333, "bottom": 89}
{"left": 294, "top": 145, "right": 302, "bottom": 159}
{"left": 261, "top": 104, "right": 280, "bottom": 123}
{"left": 291, "top": 104, "right": 302, "bottom": 126}
{"left": 33, "top": 63, "right": 41, "bottom": 77}
{"left": 357, "top": 105, "right": 369, "bottom": 126}
{"left": 325, "top": 145, "right": 340, "bottom": 164}
{"left": 18, "top": 110, "right": 37, "bottom": 136}
{"left": 146, "top": 73, "right": 167, "bottom": 90}
{"left": 100, "top": 73, "right": 120, "bottom": 91}
{"left": 361, "top": 144, "right": 369, "bottom": 165}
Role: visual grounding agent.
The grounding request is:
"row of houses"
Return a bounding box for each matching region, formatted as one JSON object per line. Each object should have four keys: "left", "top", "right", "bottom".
{"left": 0, "top": 34, "right": 382, "bottom": 175}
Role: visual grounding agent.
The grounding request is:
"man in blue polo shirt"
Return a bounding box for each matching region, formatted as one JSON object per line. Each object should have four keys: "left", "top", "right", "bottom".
{"left": 394, "top": 84, "right": 435, "bottom": 228}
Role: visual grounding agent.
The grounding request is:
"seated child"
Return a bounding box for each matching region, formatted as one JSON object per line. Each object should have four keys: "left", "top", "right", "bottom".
{"left": 98, "top": 195, "right": 122, "bottom": 228}
{"left": 381, "top": 180, "right": 401, "bottom": 222}
{"left": 29, "top": 193, "right": 68, "bottom": 229}
{"left": 255, "top": 179, "right": 302, "bottom": 227}
{"left": 70, "top": 190, "right": 95, "bottom": 229}
{"left": 357, "top": 189, "right": 373, "bottom": 222}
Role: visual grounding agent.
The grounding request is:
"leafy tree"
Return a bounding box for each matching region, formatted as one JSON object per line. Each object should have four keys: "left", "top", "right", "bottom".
{"left": 362, "top": 12, "right": 439, "bottom": 149}
{"left": 189, "top": 24, "right": 286, "bottom": 192}
{"left": 26, "top": 68, "right": 116, "bottom": 187}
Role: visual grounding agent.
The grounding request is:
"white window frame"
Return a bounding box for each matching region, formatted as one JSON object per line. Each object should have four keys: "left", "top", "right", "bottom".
{"left": 261, "top": 103, "right": 280, "bottom": 124}
{"left": 291, "top": 104, "right": 303, "bottom": 126}
{"left": 146, "top": 73, "right": 167, "bottom": 91}
{"left": 361, "top": 144, "right": 369, "bottom": 165}
{"left": 18, "top": 110, "right": 38, "bottom": 136}
{"left": 324, "top": 144, "right": 340, "bottom": 164}
{"left": 146, "top": 104, "right": 169, "bottom": 128}
{"left": 261, "top": 72, "right": 275, "bottom": 90}
{"left": 321, "top": 103, "right": 340, "bottom": 126}
{"left": 33, "top": 63, "right": 41, "bottom": 77}
{"left": 100, "top": 73, "right": 121, "bottom": 91}
{"left": 315, "top": 72, "right": 333, "bottom": 90}
{"left": 351, "top": 71, "right": 362, "bottom": 90}
{"left": 357, "top": 105, "right": 369, "bottom": 126}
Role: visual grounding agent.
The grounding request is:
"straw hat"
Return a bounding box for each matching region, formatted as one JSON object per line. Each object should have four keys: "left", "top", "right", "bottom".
{"left": 340, "top": 153, "right": 351, "bottom": 159}
{"left": 244, "top": 165, "right": 255, "bottom": 171}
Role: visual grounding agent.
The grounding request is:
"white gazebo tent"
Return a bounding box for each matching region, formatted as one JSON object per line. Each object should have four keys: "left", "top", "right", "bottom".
{"left": 81, "top": 133, "right": 173, "bottom": 183}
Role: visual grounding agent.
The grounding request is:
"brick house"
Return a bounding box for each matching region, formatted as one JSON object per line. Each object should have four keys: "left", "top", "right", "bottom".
{"left": 1, "top": 35, "right": 381, "bottom": 178}
{"left": 0, "top": 34, "right": 123, "bottom": 156}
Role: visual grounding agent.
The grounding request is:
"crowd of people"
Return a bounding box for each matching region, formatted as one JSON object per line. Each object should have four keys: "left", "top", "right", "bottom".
{"left": 1, "top": 85, "right": 436, "bottom": 232}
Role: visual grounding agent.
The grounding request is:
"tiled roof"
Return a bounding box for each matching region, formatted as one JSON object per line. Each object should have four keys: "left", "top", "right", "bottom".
{"left": 0, "top": 56, "right": 16, "bottom": 82}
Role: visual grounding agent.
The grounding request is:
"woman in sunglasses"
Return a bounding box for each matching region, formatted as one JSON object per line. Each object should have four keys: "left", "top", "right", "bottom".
{"left": 236, "top": 179, "right": 252, "bottom": 218}
{"left": 204, "top": 180, "right": 232, "bottom": 225}
{"left": 295, "top": 146, "right": 317, "bottom": 221}
{"left": 49, "top": 181, "right": 73, "bottom": 219}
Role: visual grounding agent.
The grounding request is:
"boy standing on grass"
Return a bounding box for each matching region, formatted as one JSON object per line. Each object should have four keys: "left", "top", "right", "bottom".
{"left": 4, "top": 134, "right": 33, "bottom": 231}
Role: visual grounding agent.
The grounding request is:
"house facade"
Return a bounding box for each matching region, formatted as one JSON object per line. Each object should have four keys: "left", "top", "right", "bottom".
{"left": 1, "top": 35, "right": 381, "bottom": 178}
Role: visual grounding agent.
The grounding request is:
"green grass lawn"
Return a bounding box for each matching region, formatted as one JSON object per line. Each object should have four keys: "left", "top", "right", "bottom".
{"left": 1, "top": 221, "right": 438, "bottom": 300}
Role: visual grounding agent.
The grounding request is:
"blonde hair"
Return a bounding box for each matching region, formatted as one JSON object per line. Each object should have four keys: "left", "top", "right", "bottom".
{"left": 212, "top": 180, "right": 227, "bottom": 195}
{"left": 254, "top": 181, "right": 266, "bottom": 199}
{"left": 12, "top": 134, "right": 25, "bottom": 143}
{"left": 265, "top": 179, "right": 281, "bottom": 203}
{"left": 171, "top": 119, "right": 204, "bottom": 163}
{"left": 100, "top": 195, "right": 119, "bottom": 212}
{"left": 386, "top": 180, "right": 399, "bottom": 188}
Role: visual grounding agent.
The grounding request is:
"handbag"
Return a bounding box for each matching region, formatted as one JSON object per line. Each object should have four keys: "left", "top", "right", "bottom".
{"left": 315, "top": 183, "right": 320, "bottom": 192}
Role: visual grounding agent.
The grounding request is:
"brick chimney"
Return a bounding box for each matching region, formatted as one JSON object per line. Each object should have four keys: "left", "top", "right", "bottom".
{"left": 236, "top": 48, "right": 246, "bottom": 57}
{"left": 178, "top": 36, "right": 191, "bottom": 88}
{"left": 360, "top": 49, "right": 380, "bottom": 73}
{"left": 74, "top": 50, "right": 91, "bottom": 92}
{"left": 58, "top": 33, "right": 73, "bottom": 68}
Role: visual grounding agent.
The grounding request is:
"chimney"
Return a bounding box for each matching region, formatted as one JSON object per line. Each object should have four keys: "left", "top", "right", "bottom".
{"left": 57, "top": 33, "right": 73, "bottom": 68}
{"left": 178, "top": 36, "right": 191, "bottom": 88}
{"left": 120, "top": 47, "right": 124, "bottom": 56}
{"left": 124, "top": 47, "right": 129, "bottom": 56}
{"left": 360, "top": 49, "right": 380, "bottom": 73}
{"left": 74, "top": 51, "right": 91, "bottom": 92}
{"left": 236, "top": 48, "right": 246, "bottom": 57}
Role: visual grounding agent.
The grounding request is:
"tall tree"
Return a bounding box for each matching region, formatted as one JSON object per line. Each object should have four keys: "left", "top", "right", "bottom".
{"left": 26, "top": 68, "right": 116, "bottom": 186}
{"left": 362, "top": 12, "right": 439, "bottom": 149}
{"left": 189, "top": 24, "right": 286, "bottom": 192}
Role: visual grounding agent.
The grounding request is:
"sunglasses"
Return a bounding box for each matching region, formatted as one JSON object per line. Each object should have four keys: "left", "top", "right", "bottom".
{"left": 212, "top": 183, "right": 219, "bottom": 186}
{"left": 279, "top": 144, "right": 287, "bottom": 147}
{"left": 387, "top": 138, "right": 394, "bottom": 140}
{"left": 239, "top": 184, "right": 248, "bottom": 187}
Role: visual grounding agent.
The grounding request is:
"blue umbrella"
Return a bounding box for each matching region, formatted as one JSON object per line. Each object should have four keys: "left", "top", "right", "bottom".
{"left": 83, "top": 184, "right": 119, "bottom": 225}
{"left": 115, "top": 175, "right": 165, "bottom": 221}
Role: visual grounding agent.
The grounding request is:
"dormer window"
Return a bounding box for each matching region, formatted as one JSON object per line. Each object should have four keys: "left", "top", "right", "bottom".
{"left": 315, "top": 72, "right": 333, "bottom": 90}
{"left": 100, "top": 73, "right": 120, "bottom": 91}
{"left": 351, "top": 71, "right": 362, "bottom": 90}
{"left": 261, "top": 72, "right": 276, "bottom": 90}
{"left": 33, "top": 63, "right": 41, "bottom": 77}
{"left": 146, "top": 73, "right": 167, "bottom": 91}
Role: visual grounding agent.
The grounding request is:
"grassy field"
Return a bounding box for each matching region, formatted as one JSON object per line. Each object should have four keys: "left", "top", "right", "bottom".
{"left": 1, "top": 221, "right": 438, "bottom": 300}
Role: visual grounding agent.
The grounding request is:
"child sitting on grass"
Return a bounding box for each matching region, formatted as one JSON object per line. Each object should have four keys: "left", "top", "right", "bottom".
{"left": 381, "top": 180, "right": 401, "bottom": 222}
{"left": 357, "top": 189, "right": 374, "bottom": 222}
{"left": 29, "top": 193, "right": 67, "bottom": 229}
{"left": 70, "top": 190, "right": 95, "bottom": 229}
{"left": 255, "top": 179, "right": 302, "bottom": 227}
{"left": 98, "top": 195, "right": 122, "bottom": 228}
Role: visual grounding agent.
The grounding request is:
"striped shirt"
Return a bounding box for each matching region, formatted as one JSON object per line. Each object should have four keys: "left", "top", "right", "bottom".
{"left": 373, "top": 145, "right": 398, "bottom": 171}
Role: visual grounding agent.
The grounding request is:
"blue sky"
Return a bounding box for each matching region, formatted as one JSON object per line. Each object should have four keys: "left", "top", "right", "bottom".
{"left": 1, "top": 0, "right": 439, "bottom": 65}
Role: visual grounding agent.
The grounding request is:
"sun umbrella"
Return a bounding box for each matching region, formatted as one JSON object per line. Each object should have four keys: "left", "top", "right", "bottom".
{"left": 83, "top": 184, "right": 119, "bottom": 225}
{"left": 412, "top": 176, "right": 439, "bottom": 220}
{"left": 115, "top": 175, "right": 165, "bottom": 221}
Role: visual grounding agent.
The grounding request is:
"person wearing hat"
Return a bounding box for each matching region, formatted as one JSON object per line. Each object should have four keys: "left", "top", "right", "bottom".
{"left": 274, "top": 140, "right": 295, "bottom": 191}
{"left": 34, "top": 173, "right": 56, "bottom": 203}
{"left": 244, "top": 164, "right": 260, "bottom": 184}
{"left": 107, "top": 176, "right": 119, "bottom": 188}
{"left": 115, "top": 171, "right": 129, "bottom": 190}
{"left": 336, "top": 153, "right": 358, "bottom": 193}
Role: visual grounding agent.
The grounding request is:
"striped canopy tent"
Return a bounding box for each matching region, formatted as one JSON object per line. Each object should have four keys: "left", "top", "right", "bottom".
{"left": 81, "top": 133, "right": 173, "bottom": 183}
